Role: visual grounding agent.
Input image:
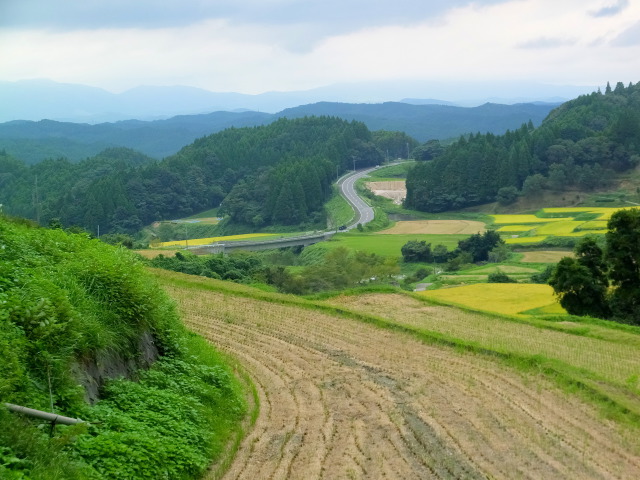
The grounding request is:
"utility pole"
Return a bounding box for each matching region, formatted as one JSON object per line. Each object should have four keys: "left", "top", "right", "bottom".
{"left": 185, "top": 223, "right": 188, "bottom": 249}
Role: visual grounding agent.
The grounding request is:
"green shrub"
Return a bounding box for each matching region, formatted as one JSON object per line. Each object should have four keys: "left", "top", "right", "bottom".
{"left": 0, "top": 215, "right": 246, "bottom": 479}
{"left": 488, "top": 272, "right": 517, "bottom": 283}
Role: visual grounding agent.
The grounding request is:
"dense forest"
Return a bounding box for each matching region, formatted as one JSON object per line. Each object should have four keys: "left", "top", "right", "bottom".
{"left": 0, "top": 117, "right": 384, "bottom": 234}
{"left": 405, "top": 82, "right": 640, "bottom": 212}
{"left": 0, "top": 101, "right": 555, "bottom": 164}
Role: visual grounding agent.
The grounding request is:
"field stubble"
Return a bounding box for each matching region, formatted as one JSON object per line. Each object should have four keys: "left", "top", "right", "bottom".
{"left": 157, "top": 272, "right": 640, "bottom": 480}
{"left": 379, "top": 220, "right": 486, "bottom": 235}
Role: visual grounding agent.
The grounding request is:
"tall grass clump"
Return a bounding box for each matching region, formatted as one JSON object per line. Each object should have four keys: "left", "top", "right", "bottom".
{"left": 0, "top": 215, "right": 246, "bottom": 479}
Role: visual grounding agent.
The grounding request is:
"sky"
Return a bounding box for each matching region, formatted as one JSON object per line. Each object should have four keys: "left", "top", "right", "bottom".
{"left": 0, "top": 0, "right": 639, "bottom": 95}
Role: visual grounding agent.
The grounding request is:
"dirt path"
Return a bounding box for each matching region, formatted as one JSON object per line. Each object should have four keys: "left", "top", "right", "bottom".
{"left": 162, "top": 276, "right": 640, "bottom": 480}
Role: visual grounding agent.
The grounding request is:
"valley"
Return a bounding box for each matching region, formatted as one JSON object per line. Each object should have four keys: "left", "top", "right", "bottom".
{"left": 3, "top": 0, "right": 640, "bottom": 477}
{"left": 2, "top": 81, "right": 640, "bottom": 480}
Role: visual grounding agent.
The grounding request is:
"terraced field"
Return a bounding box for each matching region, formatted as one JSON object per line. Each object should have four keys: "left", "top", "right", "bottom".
{"left": 379, "top": 220, "right": 486, "bottom": 235}
{"left": 156, "top": 270, "right": 640, "bottom": 480}
{"left": 495, "top": 207, "right": 638, "bottom": 244}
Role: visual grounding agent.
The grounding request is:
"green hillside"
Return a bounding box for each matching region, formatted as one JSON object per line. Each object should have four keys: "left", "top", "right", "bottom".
{"left": 0, "top": 101, "right": 556, "bottom": 163}
{"left": 0, "top": 117, "right": 383, "bottom": 235}
{"left": 406, "top": 81, "right": 640, "bottom": 212}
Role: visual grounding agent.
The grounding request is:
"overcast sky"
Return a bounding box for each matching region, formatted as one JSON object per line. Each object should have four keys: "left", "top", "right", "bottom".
{"left": 0, "top": 0, "right": 638, "bottom": 95}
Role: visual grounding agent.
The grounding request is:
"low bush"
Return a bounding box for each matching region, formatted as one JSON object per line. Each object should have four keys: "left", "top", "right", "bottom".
{"left": 0, "top": 215, "right": 246, "bottom": 479}
{"left": 488, "top": 272, "right": 518, "bottom": 283}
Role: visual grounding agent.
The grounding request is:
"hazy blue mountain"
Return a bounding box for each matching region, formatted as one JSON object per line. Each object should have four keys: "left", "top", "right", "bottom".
{"left": 276, "top": 101, "right": 559, "bottom": 142}
{"left": 400, "top": 98, "right": 457, "bottom": 106}
{"left": 0, "top": 79, "right": 594, "bottom": 124}
{"left": 0, "top": 112, "right": 273, "bottom": 163}
{"left": 0, "top": 100, "right": 560, "bottom": 163}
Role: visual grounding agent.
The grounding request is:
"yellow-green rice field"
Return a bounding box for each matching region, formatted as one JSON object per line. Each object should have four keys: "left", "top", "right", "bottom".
{"left": 420, "top": 283, "right": 565, "bottom": 317}
{"left": 156, "top": 233, "right": 276, "bottom": 248}
{"left": 494, "top": 207, "right": 638, "bottom": 244}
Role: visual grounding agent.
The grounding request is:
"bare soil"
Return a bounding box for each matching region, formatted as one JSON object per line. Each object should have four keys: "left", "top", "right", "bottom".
{"left": 367, "top": 181, "right": 406, "bottom": 204}
{"left": 161, "top": 275, "right": 640, "bottom": 480}
{"left": 380, "top": 220, "right": 486, "bottom": 235}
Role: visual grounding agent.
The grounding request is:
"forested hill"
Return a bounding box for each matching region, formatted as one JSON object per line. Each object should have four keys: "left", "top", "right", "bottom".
{"left": 278, "top": 101, "right": 557, "bottom": 143}
{"left": 405, "top": 82, "right": 640, "bottom": 212}
{"left": 0, "top": 117, "right": 382, "bottom": 234}
{"left": 0, "top": 102, "right": 558, "bottom": 164}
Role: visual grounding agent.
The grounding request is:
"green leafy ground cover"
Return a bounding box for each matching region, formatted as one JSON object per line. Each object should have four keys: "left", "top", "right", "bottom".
{"left": 0, "top": 215, "right": 247, "bottom": 479}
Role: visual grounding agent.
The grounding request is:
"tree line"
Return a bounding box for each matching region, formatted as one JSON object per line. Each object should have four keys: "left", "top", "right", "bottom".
{"left": 405, "top": 82, "right": 640, "bottom": 212}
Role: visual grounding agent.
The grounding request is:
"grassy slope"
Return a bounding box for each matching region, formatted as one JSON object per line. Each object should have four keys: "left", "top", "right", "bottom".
{"left": 0, "top": 217, "right": 248, "bottom": 480}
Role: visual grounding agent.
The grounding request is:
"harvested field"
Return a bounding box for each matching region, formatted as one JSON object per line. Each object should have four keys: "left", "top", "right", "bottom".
{"left": 366, "top": 180, "right": 406, "bottom": 204}
{"left": 380, "top": 220, "right": 486, "bottom": 235}
{"left": 326, "top": 292, "right": 640, "bottom": 386}
{"left": 156, "top": 271, "right": 640, "bottom": 480}
{"left": 469, "top": 265, "right": 539, "bottom": 274}
{"left": 134, "top": 249, "right": 176, "bottom": 259}
{"left": 520, "top": 250, "right": 574, "bottom": 263}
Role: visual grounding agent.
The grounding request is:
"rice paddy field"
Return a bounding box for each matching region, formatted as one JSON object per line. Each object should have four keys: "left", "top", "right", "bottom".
{"left": 494, "top": 207, "right": 637, "bottom": 245}
{"left": 154, "top": 269, "right": 640, "bottom": 479}
{"left": 379, "top": 219, "right": 486, "bottom": 235}
{"left": 519, "top": 250, "right": 574, "bottom": 263}
{"left": 437, "top": 264, "right": 544, "bottom": 285}
{"left": 317, "top": 233, "right": 469, "bottom": 257}
{"left": 156, "top": 233, "right": 277, "bottom": 248}
{"left": 327, "top": 291, "right": 640, "bottom": 387}
{"left": 420, "top": 283, "right": 565, "bottom": 317}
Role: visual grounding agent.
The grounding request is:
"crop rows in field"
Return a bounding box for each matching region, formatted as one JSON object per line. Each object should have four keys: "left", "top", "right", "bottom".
{"left": 494, "top": 207, "right": 637, "bottom": 245}
{"left": 156, "top": 271, "right": 640, "bottom": 479}
{"left": 327, "top": 292, "right": 640, "bottom": 388}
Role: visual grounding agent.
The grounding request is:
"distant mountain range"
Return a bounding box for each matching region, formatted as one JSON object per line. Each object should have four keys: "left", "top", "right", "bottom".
{"left": 0, "top": 79, "right": 595, "bottom": 123}
{"left": 0, "top": 101, "right": 561, "bottom": 163}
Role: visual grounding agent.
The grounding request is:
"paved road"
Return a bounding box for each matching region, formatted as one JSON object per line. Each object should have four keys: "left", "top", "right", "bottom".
{"left": 337, "top": 166, "right": 379, "bottom": 230}
{"left": 189, "top": 166, "right": 380, "bottom": 254}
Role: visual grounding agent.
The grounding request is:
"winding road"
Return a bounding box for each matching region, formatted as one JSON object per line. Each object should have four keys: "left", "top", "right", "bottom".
{"left": 337, "top": 166, "right": 379, "bottom": 230}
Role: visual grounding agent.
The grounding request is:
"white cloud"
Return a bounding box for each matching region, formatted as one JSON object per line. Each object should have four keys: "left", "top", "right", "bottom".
{"left": 0, "top": 0, "right": 638, "bottom": 94}
{"left": 518, "top": 37, "right": 577, "bottom": 49}
{"left": 589, "top": 0, "right": 630, "bottom": 17}
{"left": 611, "top": 21, "right": 640, "bottom": 46}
